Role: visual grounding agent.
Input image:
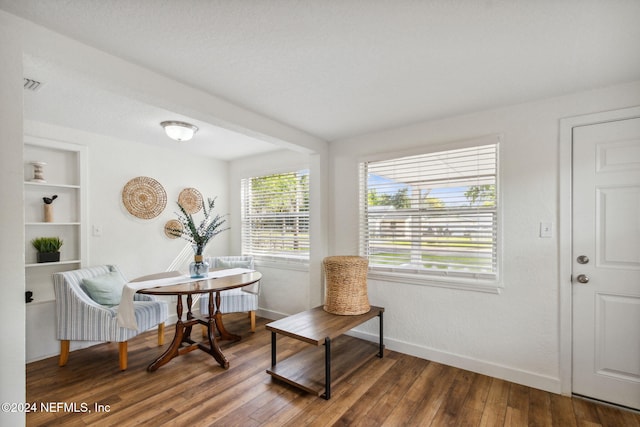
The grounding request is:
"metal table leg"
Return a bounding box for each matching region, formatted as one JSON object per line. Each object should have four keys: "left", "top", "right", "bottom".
{"left": 378, "top": 310, "right": 384, "bottom": 358}
{"left": 271, "top": 332, "right": 277, "bottom": 366}
{"left": 324, "top": 337, "right": 331, "bottom": 400}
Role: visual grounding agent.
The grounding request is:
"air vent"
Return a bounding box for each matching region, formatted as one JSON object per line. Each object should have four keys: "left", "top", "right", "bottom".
{"left": 23, "top": 78, "right": 43, "bottom": 92}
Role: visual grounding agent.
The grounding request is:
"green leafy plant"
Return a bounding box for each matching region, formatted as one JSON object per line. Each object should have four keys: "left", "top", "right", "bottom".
{"left": 168, "top": 197, "right": 229, "bottom": 255}
{"left": 31, "top": 237, "right": 63, "bottom": 253}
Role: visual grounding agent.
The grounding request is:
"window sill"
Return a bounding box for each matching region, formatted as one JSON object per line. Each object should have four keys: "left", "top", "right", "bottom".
{"left": 367, "top": 270, "right": 502, "bottom": 294}
{"left": 254, "top": 259, "right": 309, "bottom": 272}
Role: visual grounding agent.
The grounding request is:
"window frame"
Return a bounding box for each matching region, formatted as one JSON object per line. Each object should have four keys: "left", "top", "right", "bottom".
{"left": 358, "top": 135, "right": 503, "bottom": 293}
{"left": 240, "top": 169, "right": 310, "bottom": 265}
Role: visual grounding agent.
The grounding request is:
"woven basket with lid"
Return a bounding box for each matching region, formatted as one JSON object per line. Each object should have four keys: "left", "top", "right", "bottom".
{"left": 323, "top": 256, "right": 370, "bottom": 315}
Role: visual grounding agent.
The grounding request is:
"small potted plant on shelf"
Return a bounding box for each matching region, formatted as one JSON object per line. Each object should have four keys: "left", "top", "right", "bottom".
{"left": 31, "top": 237, "right": 63, "bottom": 263}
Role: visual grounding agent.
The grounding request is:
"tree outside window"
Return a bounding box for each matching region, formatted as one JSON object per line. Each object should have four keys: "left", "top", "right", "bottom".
{"left": 360, "top": 143, "right": 499, "bottom": 280}
{"left": 242, "top": 170, "right": 309, "bottom": 262}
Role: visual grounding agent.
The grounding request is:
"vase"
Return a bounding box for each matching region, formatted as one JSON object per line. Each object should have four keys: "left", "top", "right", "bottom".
{"left": 189, "top": 245, "right": 209, "bottom": 278}
{"left": 44, "top": 204, "right": 53, "bottom": 222}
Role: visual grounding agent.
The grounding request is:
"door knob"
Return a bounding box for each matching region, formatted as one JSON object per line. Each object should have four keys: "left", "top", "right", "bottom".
{"left": 577, "top": 255, "right": 589, "bottom": 264}
{"left": 576, "top": 274, "right": 589, "bottom": 284}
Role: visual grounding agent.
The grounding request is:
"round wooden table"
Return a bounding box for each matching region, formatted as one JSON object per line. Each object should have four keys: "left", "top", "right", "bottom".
{"left": 138, "top": 270, "right": 262, "bottom": 371}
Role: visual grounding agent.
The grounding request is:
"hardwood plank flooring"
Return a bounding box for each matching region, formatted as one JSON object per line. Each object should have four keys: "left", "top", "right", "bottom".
{"left": 26, "top": 314, "right": 640, "bottom": 426}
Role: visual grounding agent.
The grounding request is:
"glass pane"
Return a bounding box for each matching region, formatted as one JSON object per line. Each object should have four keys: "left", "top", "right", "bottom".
{"left": 242, "top": 170, "right": 310, "bottom": 261}
{"left": 361, "top": 144, "right": 498, "bottom": 277}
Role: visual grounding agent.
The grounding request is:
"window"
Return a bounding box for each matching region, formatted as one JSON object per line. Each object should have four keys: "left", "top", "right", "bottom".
{"left": 241, "top": 170, "right": 309, "bottom": 263}
{"left": 360, "top": 141, "right": 499, "bottom": 281}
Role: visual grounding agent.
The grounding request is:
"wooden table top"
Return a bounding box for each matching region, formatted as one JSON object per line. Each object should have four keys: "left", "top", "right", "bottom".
{"left": 266, "top": 305, "right": 384, "bottom": 345}
{"left": 137, "top": 271, "right": 262, "bottom": 296}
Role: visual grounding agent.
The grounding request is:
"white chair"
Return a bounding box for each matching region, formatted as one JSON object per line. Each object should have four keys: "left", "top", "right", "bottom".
{"left": 199, "top": 256, "right": 260, "bottom": 332}
{"left": 52, "top": 265, "right": 169, "bottom": 370}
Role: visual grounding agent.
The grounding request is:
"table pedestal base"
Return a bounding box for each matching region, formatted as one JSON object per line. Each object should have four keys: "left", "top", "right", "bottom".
{"left": 147, "top": 291, "right": 240, "bottom": 372}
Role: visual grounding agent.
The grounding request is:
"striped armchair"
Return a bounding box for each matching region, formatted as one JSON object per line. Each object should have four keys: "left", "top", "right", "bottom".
{"left": 52, "top": 265, "right": 169, "bottom": 370}
{"left": 199, "top": 256, "right": 260, "bottom": 332}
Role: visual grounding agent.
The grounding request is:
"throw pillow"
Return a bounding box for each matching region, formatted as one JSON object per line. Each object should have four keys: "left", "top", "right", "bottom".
{"left": 82, "top": 271, "right": 126, "bottom": 306}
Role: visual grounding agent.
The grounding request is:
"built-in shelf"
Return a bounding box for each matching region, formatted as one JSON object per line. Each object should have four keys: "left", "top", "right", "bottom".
{"left": 26, "top": 299, "right": 56, "bottom": 306}
{"left": 24, "top": 181, "right": 81, "bottom": 189}
{"left": 24, "top": 135, "right": 88, "bottom": 305}
{"left": 26, "top": 222, "right": 81, "bottom": 226}
{"left": 26, "top": 260, "right": 82, "bottom": 268}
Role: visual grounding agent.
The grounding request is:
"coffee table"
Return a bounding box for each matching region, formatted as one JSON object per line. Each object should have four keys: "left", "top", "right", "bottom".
{"left": 137, "top": 270, "right": 262, "bottom": 371}
{"left": 266, "top": 305, "right": 384, "bottom": 399}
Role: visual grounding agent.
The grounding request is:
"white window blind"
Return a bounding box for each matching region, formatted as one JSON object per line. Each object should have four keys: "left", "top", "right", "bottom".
{"left": 360, "top": 142, "right": 498, "bottom": 280}
{"left": 241, "top": 170, "right": 309, "bottom": 262}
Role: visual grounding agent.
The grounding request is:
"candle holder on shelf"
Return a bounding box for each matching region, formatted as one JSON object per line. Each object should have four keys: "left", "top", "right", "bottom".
{"left": 30, "top": 161, "right": 47, "bottom": 183}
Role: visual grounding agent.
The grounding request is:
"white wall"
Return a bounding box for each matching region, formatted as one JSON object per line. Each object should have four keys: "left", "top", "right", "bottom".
{"left": 329, "top": 81, "right": 640, "bottom": 393}
{"left": 0, "top": 18, "right": 26, "bottom": 427}
{"left": 24, "top": 121, "right": 230, "bottom": 362}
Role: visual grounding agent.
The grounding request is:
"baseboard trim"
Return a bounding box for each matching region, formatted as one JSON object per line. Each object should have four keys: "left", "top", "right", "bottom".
{"left": 257, "top": 308, "right": 291, "bottom": 321}
{"left": 347, "top": 329, "right": 561, "bottom": 394}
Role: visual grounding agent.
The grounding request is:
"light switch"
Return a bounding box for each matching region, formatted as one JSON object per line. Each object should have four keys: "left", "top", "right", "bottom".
{"left": 539, "top": 222, "right": 553, "bottom": 238}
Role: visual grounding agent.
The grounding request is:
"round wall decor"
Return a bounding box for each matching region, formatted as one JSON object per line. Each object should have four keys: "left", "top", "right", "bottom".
{"left": 122, "top": 176, "right": 167, "bottom": 219}
{"left": 164, "top": 219, "right": 183, "bottom": 239}
{"left": 178, "top": 187, "right": 203, "bottom": 214}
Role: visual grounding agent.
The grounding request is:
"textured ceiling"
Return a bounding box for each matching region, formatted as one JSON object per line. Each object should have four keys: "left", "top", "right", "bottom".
{"left": 3, "top": 0, "right": 640, "bottom": 159}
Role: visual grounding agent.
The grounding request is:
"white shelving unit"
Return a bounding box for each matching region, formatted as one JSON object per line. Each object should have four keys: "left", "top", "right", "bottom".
{"left": 24, "top": 135, "right": 88, "bottom": 303}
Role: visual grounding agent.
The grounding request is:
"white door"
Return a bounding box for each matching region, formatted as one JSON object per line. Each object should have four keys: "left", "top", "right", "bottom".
{"left": 572, "top": 116, "right": 640, "bottom": 410}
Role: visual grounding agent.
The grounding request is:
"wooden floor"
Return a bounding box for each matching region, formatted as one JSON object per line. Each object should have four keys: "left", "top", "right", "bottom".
{"left": 27, "top": 314, "right": 639, "bottom": 426}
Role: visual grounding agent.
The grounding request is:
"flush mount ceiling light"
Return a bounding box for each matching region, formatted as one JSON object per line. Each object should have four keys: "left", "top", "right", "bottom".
{"left": 160, "top": 121, "right": 199, "bottom": 142}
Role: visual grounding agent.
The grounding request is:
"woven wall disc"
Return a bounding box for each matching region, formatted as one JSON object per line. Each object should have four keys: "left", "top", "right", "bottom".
{"left": 178, "top": 187, "right": 203, "bottom": 214}
{"left": 122, "top": 176, "right": 167, "bottom": 219}
{"left": 164, "top": 219, "right": 183, "bottom": 239}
